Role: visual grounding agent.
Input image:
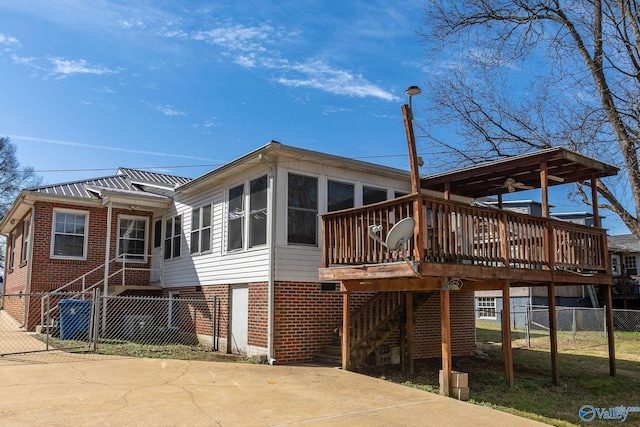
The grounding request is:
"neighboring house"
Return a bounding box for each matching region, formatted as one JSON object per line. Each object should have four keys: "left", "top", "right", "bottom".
{"left": 0, "top": 141, "right": 476, "bottom": 365}
{"left": 474, "top": 203, "right": 596, "bottom": 326}
{"left": 608, "top": 234, "right": 640, "bottom": 309}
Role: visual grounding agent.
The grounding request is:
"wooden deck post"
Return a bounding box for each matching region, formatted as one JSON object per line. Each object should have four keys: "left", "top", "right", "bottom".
{"left": 604, "top": 283, "right": 617, "bottom": 376}
{"left": 406, "top": 292, "right": 414, "bottom": 374}
{"left": 547, "top": 283, "right": 559, "bottom": 385}
{"left": 342, "top": 287, "right": 351, "bottom": 371}
{"left": 502, "top": 282, "right": 514, "bottom": 388}
{"left": 540, "top": 161, "right": 549, "bottom": 218}
{"left": 402, "top": 103, "right": 425, "bottom": 262}
{"left": 440, "top": 290, "right": 452, "bottom": 396}
{"left": 590, "top": 174, "right": 600, "bottom": 228}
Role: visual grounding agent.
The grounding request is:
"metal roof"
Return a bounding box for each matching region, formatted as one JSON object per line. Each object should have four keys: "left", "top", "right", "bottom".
{"left": 117, "top": 168, "right": 191, "bottom": 187}
{"left": 27, "top": 169, "right": 190, "bottom": 199}
{"left": 608, "top": 234, "right": 640, "bottom": 253}
{"left": 420, "top": 147, "right": 619, "bottom": 198}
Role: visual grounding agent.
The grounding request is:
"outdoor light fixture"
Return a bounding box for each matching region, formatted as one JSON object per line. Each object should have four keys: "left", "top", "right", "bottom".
{"left": 405, "top": 85, "right": 421, "bottom": 96}
{"left": 405, "top": 85, "right": 421, "bottom": 113}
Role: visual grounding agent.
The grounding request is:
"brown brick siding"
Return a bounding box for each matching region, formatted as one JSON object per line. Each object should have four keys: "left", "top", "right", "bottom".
{"left": 4, "top": 201, "right": 155, "bottom": 329}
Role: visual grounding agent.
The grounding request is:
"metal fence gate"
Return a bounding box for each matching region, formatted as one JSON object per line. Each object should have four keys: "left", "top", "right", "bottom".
{"left": 0, "top": 291, "right": 99, "bottom": 357}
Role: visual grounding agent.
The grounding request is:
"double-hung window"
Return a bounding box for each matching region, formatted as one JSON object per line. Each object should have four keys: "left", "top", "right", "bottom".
{"left": 51, "top": 209, "right": 88, "bottom": 259}
{"left": 191, "top": 205, "right": 212, "bottom": 254}
{"left": 9, "top": 233, "right": 15, "bottom": 270}
{"left": 227, "top": 184, "right": 245, "bottom": 251}
{"left": 117, "top": 216, "right": 148, "bottom": 262}
{"left": 288, "top": 173, "right": 318, "bottom": 245}
{"left": 227, "top": 175, "right": 268, "bottom": 251}
{"left": 21, "top": 217, "right": 31, "bottom": 263}
{"left": 249, "top": 175, "right": 268, "bottom": 247}
{"left": 164, "top": 215, "right": 181, "bottom": 260}
{"left": 624, "top": 256, "right": 637, "bottom": 275}
{"left": 477, "top": 297, "right": 497, "bottom": 320}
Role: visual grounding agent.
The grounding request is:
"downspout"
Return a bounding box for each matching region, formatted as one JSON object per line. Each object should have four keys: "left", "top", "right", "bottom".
{"left": 20, "top": 202, "right": 36, "bottom": 328}
{"left": 0, "top": 232, "right": 6, "bottom": 310}
{"left": 259, "top": 153, "right": 277, "bottom": 365}
{"left": 102, "top": 200, "right": 112, "bottom": 331}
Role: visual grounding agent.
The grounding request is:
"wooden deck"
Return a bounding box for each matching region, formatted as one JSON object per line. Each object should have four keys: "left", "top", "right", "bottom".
{"left": 319, "top": 194, "right": 611, "bottom": 290}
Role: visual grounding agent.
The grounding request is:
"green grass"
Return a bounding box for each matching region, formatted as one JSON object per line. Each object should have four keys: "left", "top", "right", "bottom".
{"left": 368, "top": 322, "right": 640, "bottom": 427}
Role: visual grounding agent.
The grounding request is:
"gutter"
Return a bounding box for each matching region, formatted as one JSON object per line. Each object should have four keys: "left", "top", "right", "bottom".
{"left": 259, "top": 153, "right": 277, "bottom": 365}
{"left": 21, "top": 201, "right": 35, "bottom": 328}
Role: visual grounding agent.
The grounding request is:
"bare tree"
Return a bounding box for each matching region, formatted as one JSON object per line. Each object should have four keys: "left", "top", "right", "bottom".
{"left": 420, "top": 0, "right": 640, "bottom": 237}
{"left": 0, "top": 137, "right": 41, "bottom": 268}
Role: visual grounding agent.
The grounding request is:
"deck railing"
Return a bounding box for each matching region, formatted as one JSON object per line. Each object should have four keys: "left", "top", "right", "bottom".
{"left": 321, "top": 194, "right": 608, "bottom": 272}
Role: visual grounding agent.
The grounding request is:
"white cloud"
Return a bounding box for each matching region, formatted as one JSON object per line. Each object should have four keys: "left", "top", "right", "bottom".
{"left": 146, "top": 102, "right": 186, "bottom": 117}
{"left": 119, "top": 19, "right": 145, "bottom": 29}
{"left": 49, "top": 57, "right": 119, "bottom": 78}
{"left": 193, "top": 24, "right": 272, "bottom": 53}
{"left": 275, "top": 60, "right": 399, "bottom": 101}
{"left": 11, "top": 134, "right": 214, "bottom": 161}
{"left": 11, "top": 54, "right": 35, "bottom": 66}
{"left": 0, "top": 33, "right": 20, "bottom": 47}
{"left": 189, "top": 23, "right": 398, "bottom": 101}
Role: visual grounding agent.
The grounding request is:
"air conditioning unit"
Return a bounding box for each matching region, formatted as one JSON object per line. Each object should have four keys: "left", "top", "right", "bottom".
{"left": 123, "top": 315, "right": 154, "bottom": 341}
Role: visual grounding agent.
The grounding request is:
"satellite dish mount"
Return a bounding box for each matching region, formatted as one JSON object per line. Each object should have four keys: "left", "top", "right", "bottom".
{"left": 368, "top": 217, "right": 415, "bottom": 255}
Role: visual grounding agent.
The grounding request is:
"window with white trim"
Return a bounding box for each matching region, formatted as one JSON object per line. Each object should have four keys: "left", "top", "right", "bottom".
{"left": 328, "top": 180, "right": 354, "bottom": 212}
{"left": 611, "top": 257, "right": 619, "bottom": 275}
{"left": 249, "top": 175, "right": 268, "bottom": 247}
{"left": 363, "top": 186, "right": 387, "bottom": 205}
{"left": 624, "top": 256, "right": 637, "bottom": 271}
{"left": 227, "top": 183, "right": 245, "bottom": 251}
{"left": 154, "top": 219, "right": 162, "bottom": 249}
{"left": 168, "top": 291, "right": 180, "bottom": 329}
{"left": 164, "top": 215, "right": 181, "bottom": 260}
{"left": 21, "top": 217, "right": 31, "bottom": 263}
{"left": 9, "top": 233, "right": 15, "bottom": 270}
{"left": 191, "top": 205, "right": 212, "bottom": 254}
{"left": 477, "top": 297, "right": 497, "bottom": 319}
{"left": 51, "top": 209, "right": 88, "bottom": 259}
{"left": 117, "top": 216, "right": 148, "bottom": 262}
{"left": 288, "top": 173, "right": 318, "bottom": 245}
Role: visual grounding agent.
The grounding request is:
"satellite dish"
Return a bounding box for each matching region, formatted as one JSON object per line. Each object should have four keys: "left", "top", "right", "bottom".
{"left": 386, "top": 217, "right": 415, "bottom": 251}
{"left": 367, "top": 217, "right": 415, "bottom": 252}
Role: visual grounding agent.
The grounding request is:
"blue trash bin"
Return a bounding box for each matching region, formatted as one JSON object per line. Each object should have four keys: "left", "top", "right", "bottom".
{"left": 59, "top": 299, "right": 91, "bottom": 340}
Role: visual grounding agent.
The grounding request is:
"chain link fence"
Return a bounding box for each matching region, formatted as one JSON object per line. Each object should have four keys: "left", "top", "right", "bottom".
{"left": 0, "top": 292, "right": 220, "bottom": 363}
{"left": 98, "top": 294, "right": 220, "bottom": 351}
{"left": 476, "top": 306, "right": 640, "bottom": 351}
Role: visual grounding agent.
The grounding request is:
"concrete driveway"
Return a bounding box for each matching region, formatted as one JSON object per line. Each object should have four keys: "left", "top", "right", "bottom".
{"left": 0, "top": 355, "right": 549, "bottom": 427}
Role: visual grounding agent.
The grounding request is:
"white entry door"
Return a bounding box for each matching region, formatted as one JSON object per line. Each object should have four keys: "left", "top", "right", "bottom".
{"left": 231, "top": 285, "right": 249, "bottom": 354}
{"left": 150, "top": 218, "right": 163, "bottom": 284}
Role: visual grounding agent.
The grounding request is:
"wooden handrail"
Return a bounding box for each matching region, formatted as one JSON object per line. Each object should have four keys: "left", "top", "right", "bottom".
{"left": 349, "top": 292, "right": 404, "bottom": 354}
{"left": 321, "top": 194, "right": 609, "bottom": 272}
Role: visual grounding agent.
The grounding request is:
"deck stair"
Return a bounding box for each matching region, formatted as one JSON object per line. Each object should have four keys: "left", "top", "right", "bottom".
{"left": 313, "top": 292, "right": 430, "bottom": 368}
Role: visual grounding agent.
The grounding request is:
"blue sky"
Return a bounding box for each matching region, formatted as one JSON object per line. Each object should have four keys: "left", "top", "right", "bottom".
{"left": 0, "top": 0, "right": 426, "bottom": 184}
{"left": 0, "top": 1, "right": 628, "bottom": 234}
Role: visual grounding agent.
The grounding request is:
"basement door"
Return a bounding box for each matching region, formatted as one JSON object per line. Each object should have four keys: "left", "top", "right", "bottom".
{"left": 230, "top": 285, "right": 249, "bottom": 354}
{"left": 150, "top": 218, "right": 163, "bottom": 284}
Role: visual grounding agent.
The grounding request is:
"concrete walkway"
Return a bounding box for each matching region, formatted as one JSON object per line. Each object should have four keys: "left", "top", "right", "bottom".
{"left": 0, "top": 356, "right": 549, "bottom": 427}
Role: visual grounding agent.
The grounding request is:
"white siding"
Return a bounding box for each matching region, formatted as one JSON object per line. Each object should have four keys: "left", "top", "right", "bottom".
{"left": 160, "top": 149, "right": 415, "bottom": 287}
{"left": 273, "top": 158, "right": 412, "bottom": 282}
{"left": 162, "top": 165, "right": 272, "bottom": 288}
